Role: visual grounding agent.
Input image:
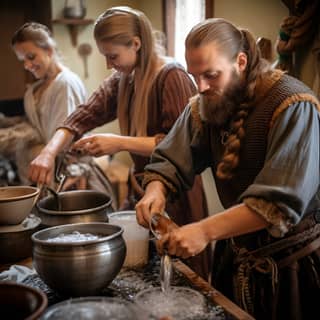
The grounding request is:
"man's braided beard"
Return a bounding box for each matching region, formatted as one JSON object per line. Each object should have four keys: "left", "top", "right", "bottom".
{"left": 199, "top": 68, "right": 246, "bottom": 127}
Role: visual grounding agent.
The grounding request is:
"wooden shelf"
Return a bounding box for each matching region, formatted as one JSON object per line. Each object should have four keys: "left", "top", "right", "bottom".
{"left": 52, "top": 18, "right": 94, "bottom": 47}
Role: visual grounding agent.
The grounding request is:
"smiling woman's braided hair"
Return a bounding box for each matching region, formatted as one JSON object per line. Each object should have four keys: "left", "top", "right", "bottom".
{"left": 186, "top": 18, "right": 271, "bottom": 179}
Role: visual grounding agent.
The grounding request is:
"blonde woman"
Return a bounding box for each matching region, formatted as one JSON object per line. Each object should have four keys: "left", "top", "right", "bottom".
{"left": 28, "top": 6, "right": 209, "bottom": 279}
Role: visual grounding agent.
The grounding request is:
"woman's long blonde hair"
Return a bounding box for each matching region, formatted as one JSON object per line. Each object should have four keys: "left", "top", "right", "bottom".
{"left": 94, "top": 6, "right": 163, "bottom": 136}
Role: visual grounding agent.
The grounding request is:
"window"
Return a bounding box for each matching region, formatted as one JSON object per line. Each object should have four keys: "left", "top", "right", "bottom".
{"left": 163, "top": 0, "right": 213, "bottom": 66}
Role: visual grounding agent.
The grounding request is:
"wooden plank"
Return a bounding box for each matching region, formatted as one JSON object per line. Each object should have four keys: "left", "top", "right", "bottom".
{"left": 162, "top": 0, "right": 176, "bottom": 57}
{"left": 173, "top": 259, "right": 255, "bottom": 320}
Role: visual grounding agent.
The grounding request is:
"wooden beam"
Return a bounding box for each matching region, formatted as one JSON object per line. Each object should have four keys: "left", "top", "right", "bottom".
{"left": 162, "top": 0, "right": 176, "bottom": 57}
{"left": 205, "top": 0, "right": 214, "bottom": 18}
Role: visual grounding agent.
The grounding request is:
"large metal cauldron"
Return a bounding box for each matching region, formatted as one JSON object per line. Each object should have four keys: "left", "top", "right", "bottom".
{"left": 32, "top": 222, "right": 126, "bottom": 297}
{"left": 36, "top": 190, "right": 113, "bottom": 227}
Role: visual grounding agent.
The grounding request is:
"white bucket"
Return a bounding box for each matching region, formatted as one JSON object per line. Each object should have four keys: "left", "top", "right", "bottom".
{"left": 108, "top": 210, "right": 149, "bottom": 268}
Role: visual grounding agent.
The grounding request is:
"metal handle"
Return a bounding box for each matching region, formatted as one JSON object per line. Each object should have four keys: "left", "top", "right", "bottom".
{"left": 54, "top": 152, "right": 67, "bottom": 192}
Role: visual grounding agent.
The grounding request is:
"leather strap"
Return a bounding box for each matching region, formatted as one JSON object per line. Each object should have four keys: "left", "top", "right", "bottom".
{"left": 278, "top": 235, "right": 320, "bottom": 269}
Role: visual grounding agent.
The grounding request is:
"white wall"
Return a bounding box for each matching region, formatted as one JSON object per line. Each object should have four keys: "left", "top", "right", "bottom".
{"left": 51, "top": 0, "right": 288, "bottom": 93}
{"left": 51, "top": 0, "right": 141, "bottom": 94}
{"left": 214, "top": 0, "right": 288, "bottom": 60}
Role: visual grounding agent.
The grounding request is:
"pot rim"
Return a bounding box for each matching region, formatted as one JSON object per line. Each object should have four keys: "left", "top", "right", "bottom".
{"left": 40, "top": 296, "right": 139, "bottom": 320}
{"left": 31, "top": 222, "right": 124, "bottom": 246}
{"left": 108, "top": 210, "right": 136, "bottom": 218}
{"left": 36, "top": 190, "right": 112, "bottom": 216}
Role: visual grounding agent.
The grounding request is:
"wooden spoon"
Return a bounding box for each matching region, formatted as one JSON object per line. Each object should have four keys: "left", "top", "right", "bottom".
{"left": 78, "top": 43, "right": 92, "bottom": 78}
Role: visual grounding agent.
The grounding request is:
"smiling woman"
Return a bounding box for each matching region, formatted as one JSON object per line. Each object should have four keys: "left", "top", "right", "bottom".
{"left": 0, "top": 22, "right": 87, "bottom": 185}
{"left": 8, "top": 23, "right": 118, "bottom": 200}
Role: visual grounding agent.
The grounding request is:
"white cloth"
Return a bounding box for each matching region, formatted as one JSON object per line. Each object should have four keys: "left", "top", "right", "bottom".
{"left": 24, "top": 66, "right": 87, "bottom": 143}
{"left": 0, "top": 265, "right": 36, "bottom": 283}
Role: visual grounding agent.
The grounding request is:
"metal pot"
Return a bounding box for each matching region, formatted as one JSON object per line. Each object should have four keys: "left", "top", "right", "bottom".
{"left": 36, "top": 190, "right": 113, "bottom": 227}
{"left": 0, "top": 215, "right": 41, "bottom": 263}
{"left": 40, "top": 297, "right": 144, "bottom": 320}
{"left": 32, "top": 222, "right": 126, "bottom": 297}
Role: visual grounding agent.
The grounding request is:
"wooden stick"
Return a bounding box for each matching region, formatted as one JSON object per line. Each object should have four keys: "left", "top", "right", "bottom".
{"left": 172, "top": 260, "right": 255, "bottom": 320}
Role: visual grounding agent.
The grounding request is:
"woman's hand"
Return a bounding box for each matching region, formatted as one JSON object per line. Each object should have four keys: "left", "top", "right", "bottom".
{"left": 158, "top": 221, "right": 210, "bottom": 259}
{"left": 135, "top": 181, "right": 167, "bottom": 228}
{"left": 28, "top": 128, "right": 74, "bottom": 186}
{"left": 28, "top": 149, "right": 56, "bottom": 186}
{"left": 71, "top": 133, "right": 122, "bottom": 157}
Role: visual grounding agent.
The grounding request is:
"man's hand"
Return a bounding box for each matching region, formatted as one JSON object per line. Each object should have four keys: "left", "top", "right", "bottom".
{"left": 158, "top": 221, "right": 210, "bottom": 259}
{"left": 135, "top": 180, "right": 167, "bottom": 228}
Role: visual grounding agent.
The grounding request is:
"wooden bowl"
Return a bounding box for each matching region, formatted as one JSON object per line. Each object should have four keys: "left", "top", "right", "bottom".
{"left": 0, "top": 281, "right": 47, "bottom": 319}
{"left": 0, "top": 186, "right": 40, "bottom": 225}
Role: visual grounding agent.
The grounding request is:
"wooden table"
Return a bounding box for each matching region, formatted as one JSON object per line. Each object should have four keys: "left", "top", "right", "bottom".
{"left": 1, "top": 256, "right": 254, "bottom": 320}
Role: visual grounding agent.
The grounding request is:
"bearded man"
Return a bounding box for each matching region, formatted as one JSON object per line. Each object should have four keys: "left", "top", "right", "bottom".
{"left": 135, "top": 18, "right": 320, "bottom": 320}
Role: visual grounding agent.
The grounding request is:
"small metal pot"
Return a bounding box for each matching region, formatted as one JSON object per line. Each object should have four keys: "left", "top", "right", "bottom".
{"left": 0, "top": 215, "right": 41, "bottom": 263}
{"left": 32, "top": 222, "right": 126, "bottom": 297}
{"left": 36, "top": 190, "right": 113, "bottom": 227}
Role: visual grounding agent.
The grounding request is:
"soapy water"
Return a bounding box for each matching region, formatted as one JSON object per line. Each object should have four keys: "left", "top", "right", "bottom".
{"left": 148, "top": 212, "right": 174, "bottom": 294}
{"left": 109, "top": 268, "right": 154, "bottom": 300}
{"left": 148, "top": 214, "right": 225, "bottom": 319}
{"left": 46, "top": 231, "right": 100, "bottom": 243}
{"left": 160, "top": 253, "right": 172, "bottom": 293}
{"left": 135, "top": 286, "right": 224, "bottom": 320}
